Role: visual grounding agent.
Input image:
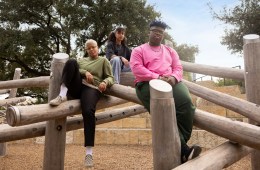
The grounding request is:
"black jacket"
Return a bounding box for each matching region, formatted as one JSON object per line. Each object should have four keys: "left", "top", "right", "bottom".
{"left": 105, "top": 41, "right": 131, "bottom": 61}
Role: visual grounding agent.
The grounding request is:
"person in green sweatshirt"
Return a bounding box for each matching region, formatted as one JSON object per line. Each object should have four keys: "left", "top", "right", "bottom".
{"left": 49, "top": 39, "right": 114, "bottom": 167}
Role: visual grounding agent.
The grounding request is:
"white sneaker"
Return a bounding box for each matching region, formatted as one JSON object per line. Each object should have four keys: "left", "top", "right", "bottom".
{"left": 49, "top": 96, "right": 67, "bottom": 106}
{"left": 85, "top": 154, "right": 93, "bottom": 167}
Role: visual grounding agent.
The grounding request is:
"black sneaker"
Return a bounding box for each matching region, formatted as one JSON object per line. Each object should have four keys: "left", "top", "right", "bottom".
{"left": 181, "top": 145, "right": 202, "bottom": 163}
{"left": 188, "top": 145, "right": 202, "bottom": 160}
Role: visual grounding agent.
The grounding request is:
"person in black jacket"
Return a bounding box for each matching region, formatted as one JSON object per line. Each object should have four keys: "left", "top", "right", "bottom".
{"left": 106, "top": 26, "right": 131, "bottom": 84}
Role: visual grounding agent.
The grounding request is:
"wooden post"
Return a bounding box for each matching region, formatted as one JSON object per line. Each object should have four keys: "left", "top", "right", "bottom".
{"left": 0, "top": 68, "right": 21, "bottom": 157}
{"left": 43, "top": 53, "right": 68, "bottom": 170}
{"left": 150, "top": 79, "right": 181, "bottom": 169}
{"left": 9, "top": 68, "right": 21, "bottom": 98}
{"left": 243, "top": 34, "right": 260, "bottom": 170}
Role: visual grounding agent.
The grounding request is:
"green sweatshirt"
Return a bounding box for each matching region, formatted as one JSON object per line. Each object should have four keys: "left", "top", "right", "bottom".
{"left": 78, "top": 56, "right": 114, "bottom": 87}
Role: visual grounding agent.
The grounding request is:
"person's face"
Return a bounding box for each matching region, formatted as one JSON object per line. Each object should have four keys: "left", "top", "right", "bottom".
{"left": 148, "top": 26, "right": 165, "bottom": 46}
{"left": 86, "top": 42, "right": 99, "bottom": 58}
{"left": 115, "top": 31, "right": 125, "bottom": 42}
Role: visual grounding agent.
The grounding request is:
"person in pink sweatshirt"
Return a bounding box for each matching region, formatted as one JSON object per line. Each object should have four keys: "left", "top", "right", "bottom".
{"left": 129, "top": 20, "right": 201, "bottom": 163}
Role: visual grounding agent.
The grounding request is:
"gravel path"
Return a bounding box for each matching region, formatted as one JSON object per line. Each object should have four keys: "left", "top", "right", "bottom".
{"left": 0, "top": 143, "right": 251, "bottom": 170}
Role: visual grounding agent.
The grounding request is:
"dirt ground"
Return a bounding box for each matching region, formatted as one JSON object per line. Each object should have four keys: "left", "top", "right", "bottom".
{"left": 0, "top": 143, "right": 251, "bottom": 170}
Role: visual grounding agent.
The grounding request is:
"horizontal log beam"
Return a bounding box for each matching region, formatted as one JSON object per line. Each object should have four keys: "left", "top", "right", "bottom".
{"left": 0, "top": 104, "right": 146, "bottom": 142}
{"left": 104, "top": 84, "right": 142, "bottom": 104}
{"left": 6, "top": 96, "right": 127, "bottom": 126}
{"left": 0, "top": 73, "right": 135, "bottom": 90}
{"left": 4, "top": 84, "right": 260, "bottom": 150}
{"left": 0, "top": 61, "right": 245, "bottom": 90}
{"left": 4, "top": 76, "right": 254, "bottom": 124}
{"left": 183, "top": 79, "right": 260, "bottom": 123}
{"left": 194, "top": 109, "right": 260, "bottom": 150}
{"left": 0, "top": 97, "right": 27, "bottom": 107}
{"left": 181, "top": 61, "right": 245, "bottom": 81}
{"left": 0, "top": 89, "right": 10, "bottom": 95}
{"left": 3, "top": 106, "right": 260, "bottom": 152}
{"left": 0, "top": 76, "right": 49, "bottom": 90}
{"left": 173, "top": 141, "right": 252, "bottom": 170}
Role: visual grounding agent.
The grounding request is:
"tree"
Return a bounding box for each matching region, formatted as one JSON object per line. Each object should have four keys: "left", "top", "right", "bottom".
{"left": 163, "top": 34, "right": 198, "bottom": 81}
{"left": 163, "top": 33, "right": 198, "bottom": 62}
{"left": 0, "top": 0, "right": 199, "bottom": 100}
{"left": 209, "top": 0, "right": 260, "bottom": 54}
{"left": 0, "top": 0, "right": 160, "bottom": 80}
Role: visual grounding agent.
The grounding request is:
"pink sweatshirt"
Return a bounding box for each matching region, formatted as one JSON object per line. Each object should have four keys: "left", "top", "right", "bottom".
{"left": 130, "top": 43, "right": 183, "bottom": 84}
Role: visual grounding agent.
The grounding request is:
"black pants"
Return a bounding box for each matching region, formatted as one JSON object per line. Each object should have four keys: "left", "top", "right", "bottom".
{"left": 62, "top": 59, "right": 102, "bottom": 147}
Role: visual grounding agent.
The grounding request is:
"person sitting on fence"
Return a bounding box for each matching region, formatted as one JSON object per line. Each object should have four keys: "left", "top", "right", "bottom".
{"left": 106, "top": 26, "right": 132, "bottom": 84}
{"left": 49, "top": 39, "right": 114, "bottom": 167}
{"left": 129, "top": 20, "right": 201, "bottom": 163}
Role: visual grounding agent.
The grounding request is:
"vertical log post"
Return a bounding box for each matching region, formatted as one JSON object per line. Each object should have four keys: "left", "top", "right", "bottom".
{"left": 0, "top": 68, "right": 21, "bottom": 157}
{"left": 243, "top": 34, "right": 260, "bottom": 170}
{"left": 150, "top": 79, "right": 181, "bottom": 170}
{"left": 43, "top": 53, "right": 68, "bottom": 170}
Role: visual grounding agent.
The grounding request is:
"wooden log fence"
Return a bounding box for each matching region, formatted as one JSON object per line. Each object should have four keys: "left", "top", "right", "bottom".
{"left": 0, "top": 68, "right": 21, "bottom": 156}
{"left": 4, "top": 83, "right": 260, "bottom": 150}
{"left": 3, "top": 75, "right": 260, "bottom": 125}
{"left": 0, "top": 104, "right": 146, "bottom": 143}
{"left": 0, "top": 34, "right": 259, "bottom": 169}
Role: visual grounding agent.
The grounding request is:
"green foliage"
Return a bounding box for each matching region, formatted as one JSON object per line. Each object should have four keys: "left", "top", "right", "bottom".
{"left": 0, "top": 0, "right": 160, "bottom": 80}
{"left": 0, "top": 0, "right": 199, "bottom": 100}
{"left": 163, "top": 34, "right": 198, "bottom": 63}
{"left": 163, "top": 35, "right": 198, "bottom": 80}
{"left": 209, "top": 0, "right": 260, "bottom": 54}
{"left": 175, "top": 44, "right": 198, "bottom": 63}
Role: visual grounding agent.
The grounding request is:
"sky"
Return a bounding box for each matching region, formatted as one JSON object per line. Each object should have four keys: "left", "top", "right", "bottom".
{"left": 146, "top": 0, "right": 244, "bottom": 71}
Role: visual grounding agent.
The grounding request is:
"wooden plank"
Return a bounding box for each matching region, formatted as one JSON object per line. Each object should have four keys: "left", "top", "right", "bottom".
{"left": 173, "top": 141, "right": 252, "bottom": 170}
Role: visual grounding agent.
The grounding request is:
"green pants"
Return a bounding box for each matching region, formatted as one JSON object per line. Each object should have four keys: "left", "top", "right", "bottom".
{"left": 136, "top": 81, "right": 195, "bottom": 146}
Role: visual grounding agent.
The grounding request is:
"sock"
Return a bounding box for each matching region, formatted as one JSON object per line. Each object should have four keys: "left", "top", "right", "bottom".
{"left": 86, "top": 146, "right": 93, "bottom": 156}
{"left": 59, "top": 83, "right": 68, "bottom": 97}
